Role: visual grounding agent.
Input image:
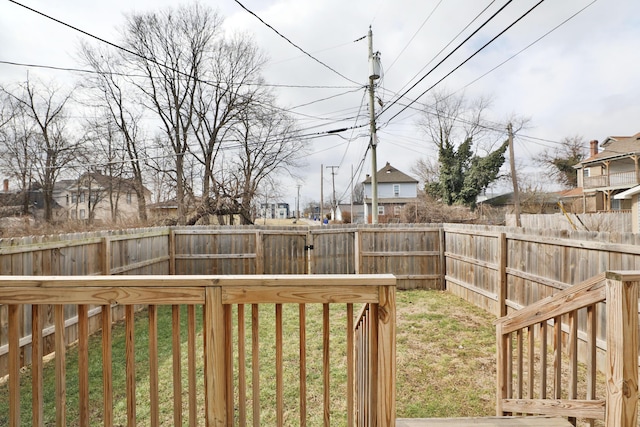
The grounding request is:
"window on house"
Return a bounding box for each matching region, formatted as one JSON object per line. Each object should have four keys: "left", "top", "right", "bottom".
{"left": 66, "top": 194, "right": 69, "bottom": 206}
{"left": 72, "top": 193, "right": 77, "bottom": 204}
{"left": 393, "top": 184, "right": 400, "bottom": 197}
{"left": 80, "top": 192, "right": 85, "bottom": 203}
{"left": 127, "top": 192, "right": 132, "bottom": 204}
{"left": 394, "top": 205, "right": 402, "bottom": 216}
{"left": 583, "top": 168, "right": 590, "bottom": 177}
{"left": 378, "top": 205, "right": 385, "bottom": 215}
{"left": 79, "top": 209, "right": 86, "bottom": 219}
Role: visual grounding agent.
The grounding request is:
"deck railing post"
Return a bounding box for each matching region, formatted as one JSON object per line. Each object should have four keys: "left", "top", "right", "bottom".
{"left": 377, "top": 284, "right": 396, "bottom": 426}
{"left": 605, "top": 275, "right": 639, "bottom": 427}
{"left": 204, "top": 286, "right": 227, "bottom": 427}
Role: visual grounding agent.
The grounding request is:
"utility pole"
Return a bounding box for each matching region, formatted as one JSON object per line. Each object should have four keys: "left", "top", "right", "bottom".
{"left": 368, "top": 26, "right": 381, "bottom": 224}
{"left": 508, "top": 123, "right": 522, "bottom": 227}
{"left": 320, "top": 164, "right": 324, "bottom": 222}
{"left": 350, "top": 164, "right": 354, "bottom": 223}
{"left": 326, "top": 166, "right": 339, "bottom": 219}
{"left": 296, "top": 184, "right": 301, "bottom": 220}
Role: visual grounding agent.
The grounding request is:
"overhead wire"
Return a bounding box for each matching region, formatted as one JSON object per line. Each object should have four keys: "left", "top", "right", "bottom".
{"left": 380, "top": 0, "right": 548, "bottom": 127}
{"left": 232, "top": 0, "right": 361, "bottom": 86}
{"left": 449, "top": 0, "right": 600, "bottom": 97}
{"left": 378, "top": 0, "right": 511, "bottom": 120}
{"left": 384, "top": 0, "right": 444, "bottom": 74}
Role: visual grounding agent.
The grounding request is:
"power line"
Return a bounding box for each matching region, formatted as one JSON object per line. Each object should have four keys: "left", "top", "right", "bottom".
{"left": 378, "top": 0, "right": 513, "bottom": 120}
{"left": 385, "top": 0, "right": 444, "bottom": 74}
{"left": 232, "top": 0, "right": 360, "bottom": 86}
{"left": 381, "top": 0, "right": 548, "bottom": 127}
{"left": 449, "top": 0, "right": 600, "bottom": 97}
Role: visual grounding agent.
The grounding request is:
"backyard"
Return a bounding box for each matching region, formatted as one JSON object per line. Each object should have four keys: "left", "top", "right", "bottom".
{"left": 0, "top": 289, "right": 497, "bottom": 425}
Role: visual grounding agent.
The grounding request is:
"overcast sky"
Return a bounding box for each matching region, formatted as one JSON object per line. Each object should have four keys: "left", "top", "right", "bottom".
{"left": 1, "top": 0, "right": 639, "bottom": 210}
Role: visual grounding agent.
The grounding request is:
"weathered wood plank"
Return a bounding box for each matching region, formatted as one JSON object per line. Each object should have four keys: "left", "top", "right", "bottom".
{"left": 501, "top": 398, "right": 605, "bottom": 419}
{"left": 222, "top": 285, "right": 379, "bottom": 304}
{"left": 397, "top": 416, "right": 573, "bottom": 426}
{"left": 0, "top": 287, "right": 205, "bottom": 305}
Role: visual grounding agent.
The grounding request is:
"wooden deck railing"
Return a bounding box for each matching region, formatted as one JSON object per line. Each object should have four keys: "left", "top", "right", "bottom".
{"left": 583, "top": 171, "right": 639, "bottom": 189}
{"left": 0, "top": 274, "right": 396, "bottom": 427}
{"left": 495, "top": 271, "right": 639, "bottom": 427}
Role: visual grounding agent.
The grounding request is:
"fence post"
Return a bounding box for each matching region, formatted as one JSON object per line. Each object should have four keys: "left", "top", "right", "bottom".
{"left": 204, "top": 286, "right": 227, "bottom": 426}
{"left": 255, "top": 231, "right": 264, "bottom": 274}
{"left": 101, "top": 236, "right": 111, "bottom": 275}
{"left": 354, "top": 230, "right": 360, "bottom": 274}
{"left": 169, "top": 228, "right": 176, "bottom": 275}
{"left": 605, "top": 273, "right": 639, "bottom": 427}
{"left": 439, "top": 227, "right": 446, "bottom": 290}
{"left": 498, "top": 232, "right": 507, "bottom": 317}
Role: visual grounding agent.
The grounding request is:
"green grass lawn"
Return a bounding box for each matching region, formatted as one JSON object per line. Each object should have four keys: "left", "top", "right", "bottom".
{"left": 0, "top": 290, "right": 497, "bottom": 425}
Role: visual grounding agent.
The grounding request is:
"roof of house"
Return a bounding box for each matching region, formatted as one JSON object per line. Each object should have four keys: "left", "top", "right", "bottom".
{"left": 363, "top": 162, "right": 418, "bottom": 184}
{"left": 557, "top": 187, "right": 584, "bottom": 198}
{"left": 577, "top": 132, "right": 640, "bottom": 166}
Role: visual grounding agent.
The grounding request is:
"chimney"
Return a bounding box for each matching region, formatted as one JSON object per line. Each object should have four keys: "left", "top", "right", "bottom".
{"left": 3, "top": 179, "right": 8, "bottom": 192}
{"left": 590, "top": 140, "right": 599, "bottom": 157}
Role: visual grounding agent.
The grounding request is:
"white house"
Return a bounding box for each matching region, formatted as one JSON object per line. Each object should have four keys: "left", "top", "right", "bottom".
{"left": 362, "top": 162, "right": 418, "bottom": 223}
{"left": 259, "top": 202, "right": 290, "bottom": 219}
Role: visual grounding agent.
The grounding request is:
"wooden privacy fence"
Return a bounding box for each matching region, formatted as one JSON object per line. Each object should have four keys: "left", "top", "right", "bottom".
{"left": 444, "top": 223, "right": 640, "bottom": 372}
{"left": 496, "top": 271, "right": 638, "bottom": 427}
{"left": 0, "top": 274, "right": 396, "bottom": 427}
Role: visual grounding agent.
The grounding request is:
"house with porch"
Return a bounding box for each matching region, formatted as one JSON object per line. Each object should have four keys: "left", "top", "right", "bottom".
{"left": 573, "top": 132, "right": 640, "bottom": 212}
{"left": 363, "top": 162, "right": 418, "bottom": 223}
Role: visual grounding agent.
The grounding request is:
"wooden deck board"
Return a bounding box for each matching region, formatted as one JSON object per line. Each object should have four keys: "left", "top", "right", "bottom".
{"left": 396, "top": 416, "right": 573, "bottom": 427}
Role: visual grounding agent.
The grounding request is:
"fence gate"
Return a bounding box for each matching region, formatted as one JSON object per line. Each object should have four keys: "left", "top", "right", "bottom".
{"left": 308, "top": 228, "right": 357, "bottom": 274}
{"left": 261, "top": 231, "right": 308, "bottom": 274}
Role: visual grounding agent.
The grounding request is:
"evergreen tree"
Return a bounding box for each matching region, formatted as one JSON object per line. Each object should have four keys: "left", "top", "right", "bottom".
{"left": 427, "top": 137, "right": 508, "bottom": 209}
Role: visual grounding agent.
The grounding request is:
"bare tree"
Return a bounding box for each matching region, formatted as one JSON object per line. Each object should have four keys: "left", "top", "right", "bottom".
{"left": 535, "top": 135, "right": 586, "bottom": 188}
{"left": 1, "top": 77, "right": 80, "bottom": 222}
{"left": 191, "top": 33, "right": 268, "bottom": 223}
{"left": 0, "top": 91, "right": 35, "bottom": 214}
{"left": 121, "top": 3, "right": 222, "bottom": 224}
{"left": 79, "top": 43, "right": 149, "bottom": 221}
{"left": 228, "top": 103, "right": 306, "bottom": 224}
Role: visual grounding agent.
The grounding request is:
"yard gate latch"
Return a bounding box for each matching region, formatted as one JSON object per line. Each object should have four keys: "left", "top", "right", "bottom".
{"left": 304, "top": 245, "right": 314, "bottom": 251}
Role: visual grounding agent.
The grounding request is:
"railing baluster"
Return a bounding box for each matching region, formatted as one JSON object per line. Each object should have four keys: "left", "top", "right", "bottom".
{"left": 347, "top": 303, "right": 354, "bottom": 427}
{"left": 78, "top": 304, "right": 89, "bottom": 427}
{"left": 172, "top": 305, "right": 182, "bottom": 426}
{"left": 125, "top": 305, "right": 136, "bottom": 427}
{"left": 568, "top": 310, "right": 578, "bottom": 426}
{"left": 517, "top": 329, "right": 523, "bottom": 406}
{"left": 539, "top": 321, "right": 547, "bottom": 400}
{"left": 32, "top": 304, "right": 44, "bottom": 427}
{"left": 252, "top": 303, "right": 260, "bottom": 427}
{"left": 55, "top": 304, "right": 66, "bottom": 427}
{"left": 149, "top": 305, "right": 159, "bottom": 427}
{"left": 238, "top": 304, "right": 247, "bottom": 427}
{"left": 9, "top": 305, "right": 20, "bottom": 427}
{"left": 527, "top": 325, "right": 534, "bottom": 399}
{"left": 299, "top": 304, "right": 307, "bottom": 427}
{"left": 188, "top": 304, "right": 197, "bottom": 427}
{"left": 224, "top": 304, "right": 234, "bottom": 425}
{"left": 553, "top": 315, "right": 562, "bottom": 400}
{"left": 586, "top": 304, "right": 596, "bottom": 427}
{"left": 276, "top": 303, "right": 284, "bottom": 427}
{"left": 102, "top": 304, "right": 113, "bottom": 427}
{"left": 323, "top": 303, "right": 330, "bottom": 427}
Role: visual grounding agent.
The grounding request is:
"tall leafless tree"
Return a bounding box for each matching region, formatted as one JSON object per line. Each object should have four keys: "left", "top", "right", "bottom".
{"left": 1, "top": 77, "right": 80, "bottom": 222}
{"left": 0, "top": 91, "right": 35, "bottom": 214}
{"left": 79, "top": 42, "right": 149, "bottom": 221}
{"left": 191, "top": 32, "right": 268, "bottom": 223}
{"left": 121, "top": 3, "right": 222, "bottom": 224}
